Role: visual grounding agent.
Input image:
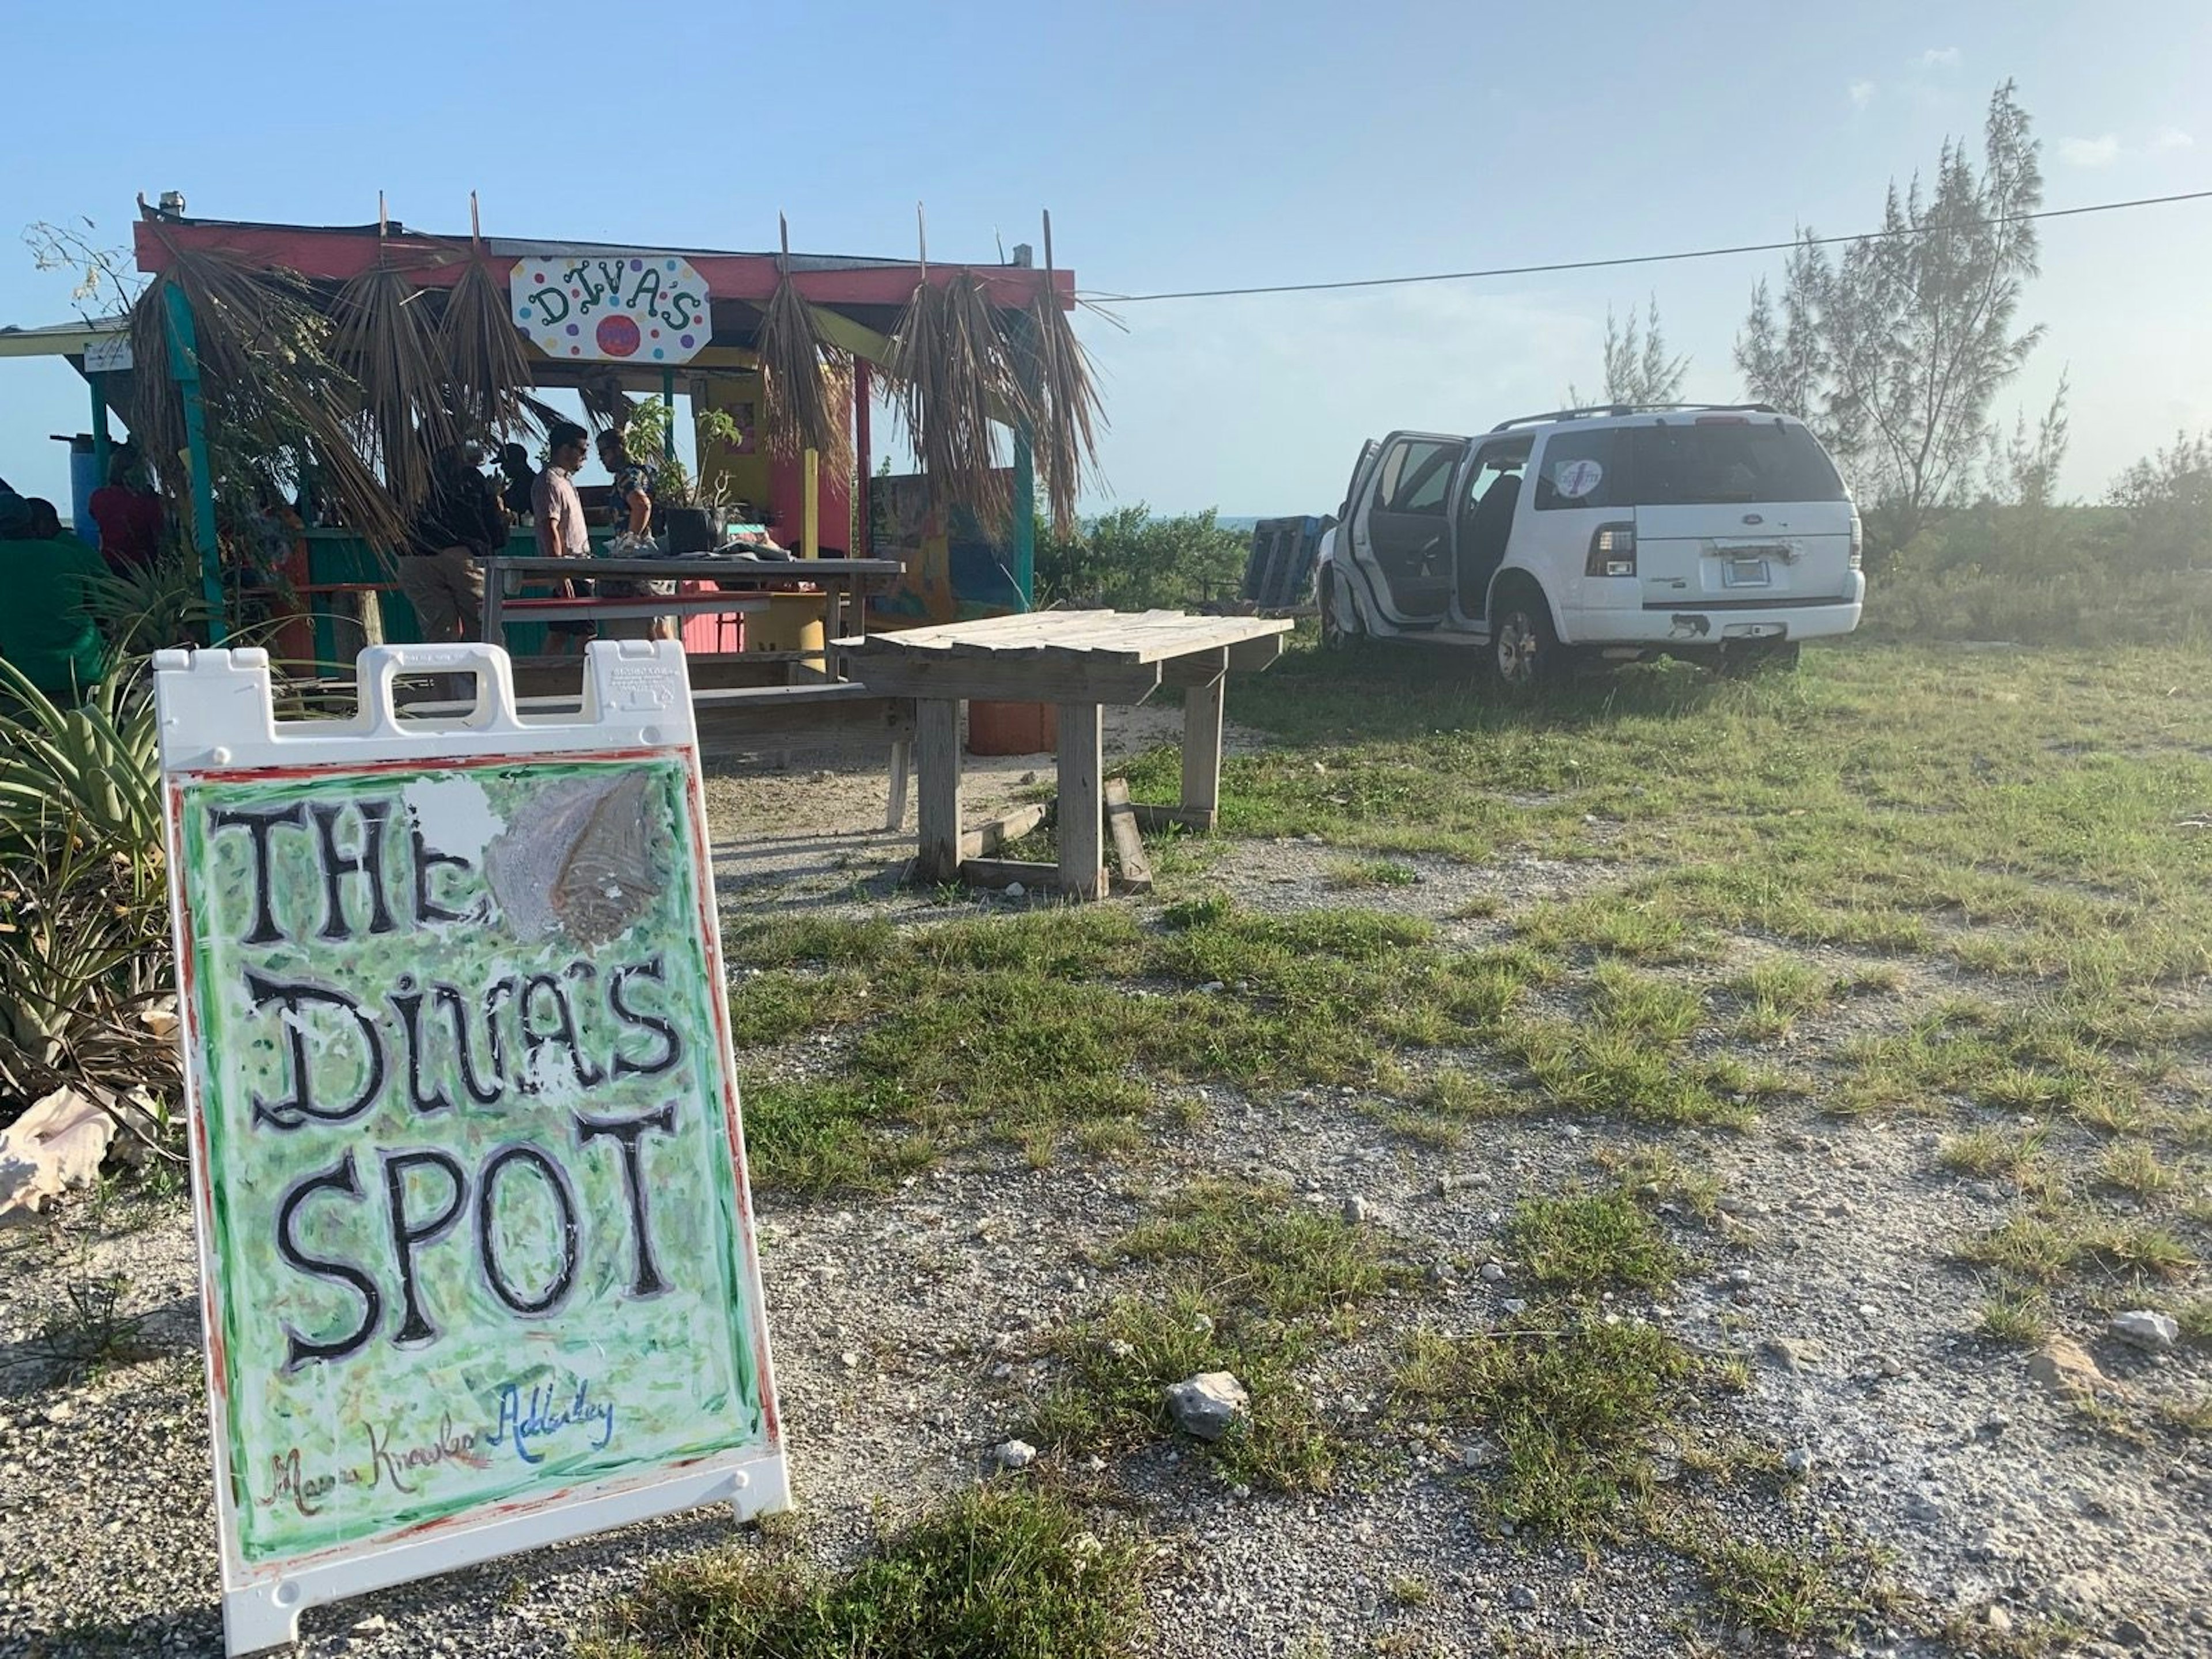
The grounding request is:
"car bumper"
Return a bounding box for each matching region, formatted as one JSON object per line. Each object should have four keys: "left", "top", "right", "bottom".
{"left": 1558, "top": 595, "right": 1863, "bottom": 646}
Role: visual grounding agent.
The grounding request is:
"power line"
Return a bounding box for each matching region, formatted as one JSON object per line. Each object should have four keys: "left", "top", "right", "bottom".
{"left": 1082, "top": 188, "right": 2212, "bottom": 305}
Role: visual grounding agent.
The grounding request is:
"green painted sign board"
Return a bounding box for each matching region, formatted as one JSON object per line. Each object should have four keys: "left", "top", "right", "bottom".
{"left": 156, "top": 645, "right": 786, "bottom": 1654}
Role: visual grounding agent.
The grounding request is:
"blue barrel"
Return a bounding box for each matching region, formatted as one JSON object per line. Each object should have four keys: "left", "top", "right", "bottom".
{"left": 58, "top": 435, "right": 100, "bottom": 548}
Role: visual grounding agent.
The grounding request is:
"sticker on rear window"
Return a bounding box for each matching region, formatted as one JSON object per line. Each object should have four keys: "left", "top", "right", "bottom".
{"left": 1554, "top": 458, "right": 1604, "bottom": 499}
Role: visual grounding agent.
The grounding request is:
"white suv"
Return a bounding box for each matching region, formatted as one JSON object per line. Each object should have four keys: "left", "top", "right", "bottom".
{"left": 1318, "top": 405, "right": 1865, "bottom": 685}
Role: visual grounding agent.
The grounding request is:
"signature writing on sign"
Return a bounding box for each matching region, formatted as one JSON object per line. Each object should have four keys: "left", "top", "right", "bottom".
{"left": 259, "top": 1376, "right": 615, "bottom": 1516}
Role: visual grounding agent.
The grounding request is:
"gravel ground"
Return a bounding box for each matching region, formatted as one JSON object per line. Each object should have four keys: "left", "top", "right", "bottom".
{"left": 5, "top": 725, "right": 2210, "bottom": 1658}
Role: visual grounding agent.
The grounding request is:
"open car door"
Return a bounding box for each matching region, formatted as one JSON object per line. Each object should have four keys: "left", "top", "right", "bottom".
{"left": 1342, "top": 431, "right": 1467, "bottom": 626}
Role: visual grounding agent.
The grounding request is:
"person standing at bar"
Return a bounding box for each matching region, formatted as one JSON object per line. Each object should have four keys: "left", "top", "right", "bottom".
{"left": 594, "top": 427, "right": 675, "bottom": 643}
{"left": 397, "top": 443, "right": 505, "bottom": 644}
{"left": 532, "top": 422, "right": 594, "bottom": 654}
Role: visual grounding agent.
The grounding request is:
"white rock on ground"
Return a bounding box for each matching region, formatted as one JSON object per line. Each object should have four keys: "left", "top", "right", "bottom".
{"left": 1166, "top": 1372, "right": 1250, "bottom": 1441}
{"left": 2109, "top": 1310, "right": 2179, "bottom": 1351}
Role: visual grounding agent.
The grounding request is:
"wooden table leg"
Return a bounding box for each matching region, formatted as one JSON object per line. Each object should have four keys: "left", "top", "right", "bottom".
{"left": 481, "top": 563, "right": 507, "bottom": 651}
{"left": 1180, "top": 672, "right": 1226, "bottom": 831}
{"left": 1056, "top": 702, "right": 1105, "bottom": 900}
{"left": 915, "top": 699, "right": 962, "bottom": 881}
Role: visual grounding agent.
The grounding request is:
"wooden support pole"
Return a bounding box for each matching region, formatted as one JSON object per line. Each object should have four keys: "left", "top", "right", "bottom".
{"left": 1180, "top": 672, "right": 1226, "bottom": 830}
{"left": 660, "top": 368, "right": 677, "bottom": 461}
{"left": 89, "top": 374, "right": 111, "bottom": 483}
{"left": 163, "top": 283, "right": 226, "bottom": 644}
{"left": 854, "top": 358, "right": 873, "bottom": 562}
{"left": 915, "top": 699, "right": 962, "bottom": 880}
{"left": 802, "top": 448, "right": 820, "bottom": 559}
{"left": 1103, "top": 778, "right": 1153, "bottom": 893}
{"left": 885, "top": 736, "right": 911, "bottom": 832}
{"left": 1056, "top": 701, "right": 1105, "bottom": 901}
{"left": 960, "top": 801, "right": 1049, "bottom": 862}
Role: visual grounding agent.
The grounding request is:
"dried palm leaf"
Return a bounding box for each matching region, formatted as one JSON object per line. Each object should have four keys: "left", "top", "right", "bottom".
{"left": 578, "top": 369, "right": 633, "bottom": 434}
{"left": 882, "top": 206, "right": 1033, "bottom": 528}
{"left": 1027, "top": 211, "right": 1105, "bottom": 537}
{"left": 126, "top": 241, "right": 410, "bottom": 556}
{"left": 331, "top": 253, "right": 452, "bottom": 511}
{"left": 441, "top": 195, "right": 531, "bottom": 443}
{"left": 757, "top": 214, "right": 853, "bottom": 474}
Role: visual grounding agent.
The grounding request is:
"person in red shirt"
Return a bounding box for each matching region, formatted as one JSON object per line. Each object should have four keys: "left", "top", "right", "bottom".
{"left": 86, "top": 452, "right": 166, "bottom": 575}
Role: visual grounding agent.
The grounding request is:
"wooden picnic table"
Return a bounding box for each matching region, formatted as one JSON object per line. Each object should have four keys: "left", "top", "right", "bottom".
{"left": 837, "top": 609, "right": 1293, "bottom": 900}
{"left": 479, "top": 555, "right": 904, "bottom": 660}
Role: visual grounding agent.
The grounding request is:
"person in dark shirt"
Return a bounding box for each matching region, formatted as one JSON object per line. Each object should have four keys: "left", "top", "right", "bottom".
{"left": 397, "top": 444, "right": 506, "bottom": 645}
{"left": 495, "top": 442, "right": 539, "bottom": 522}
{"left": 593, "top": 429, "right": 673, "bottom": 642}
{"left": 88, "top": 452, "right": 166, "bottom": 574}
{"left": 0, "top": 499, "right": 107, "bottom": 702}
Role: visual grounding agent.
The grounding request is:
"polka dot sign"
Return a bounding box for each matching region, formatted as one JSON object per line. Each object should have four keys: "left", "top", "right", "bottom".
{"left": 509, "top": 255, "right": 710, "bottom": 364}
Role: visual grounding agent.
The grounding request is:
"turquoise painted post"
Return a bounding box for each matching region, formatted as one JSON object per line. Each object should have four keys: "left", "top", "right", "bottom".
{"left": 89, "top": 373, "right": 111, "bottom": 480}
{"left": 164, "top": 284, "right": 227, "bottom": 643}
{"left": 1010, "top": 425, "right": 1035, "bottom": 608}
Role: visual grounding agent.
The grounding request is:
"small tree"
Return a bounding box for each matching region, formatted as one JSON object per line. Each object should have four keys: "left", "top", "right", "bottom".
{"left": 1035, "top": 505, "right": 1248, "bottom": 611}
{"left": 1736, "top": 81, "right": 2047, "bottom": 566}
{"left": 2107, "top": 431, "right": 2212, "bottom": 572}
{"left": 1567, "top": 297, "right": 1689, "bottom": 407}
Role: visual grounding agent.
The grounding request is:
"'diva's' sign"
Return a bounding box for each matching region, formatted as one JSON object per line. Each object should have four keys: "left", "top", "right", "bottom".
{"left": 153, "top": 643, "right": 785, "bottom": 1656}
{"left": 510, "top": 253, "right": 710, "bottom": 365}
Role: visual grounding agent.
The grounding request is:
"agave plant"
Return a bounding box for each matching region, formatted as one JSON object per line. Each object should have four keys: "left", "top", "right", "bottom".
{"left": 0, "top": 643, "right": 176, "bottom": 1143}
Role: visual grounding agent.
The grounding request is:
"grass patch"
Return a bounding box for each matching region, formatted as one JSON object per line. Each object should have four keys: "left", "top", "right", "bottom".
{"left": 738, "top": 1079, "right": 939, "bottom": 1197}
{"left": 722, "top": 900, "right": 1550, "bottom": 1186}
{"left": 1325, "top": 857, "right": 1419, "bottom": 890}
{"left": 1034, "top": 1182, "right": 1404, "bottom": 1492}
{"left": 585, "top": 1483, "right": 1147, "bottom": 1659}
{"left": 1593, "top": 1145, "right": 1725, "bottom": 1226}
{"left": 1957, "top": 1210, "right": 2198, "bottom": 1285}
{"left": 2094, "top": 1140, "right": 2173, "bottom": 1199}
{"left": 1686, "top": 1533, "right": 1893, "bottom": 1645}
{"left": 1724, "top": 957, "right": 1836, "bottom": 1041}
{"left": 1508, "top": 1189, "right": 1683, "bottom": 1294}
{"left": 1977, "top": 1282, "right": 2052, "bottom": 1345}
{"left": 1392, "top": 1319, "right": 1700, "bottom": 1538}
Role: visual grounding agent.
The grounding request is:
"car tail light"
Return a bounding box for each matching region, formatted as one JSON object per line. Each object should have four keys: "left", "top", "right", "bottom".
{"left": 1694, "top": 414, "right": 1749, "bottom": 425}
{"left": 1849, "top": 512, "right": 1863, "bottom": 570}
{"left": 1586, "top": 522, "right": 1637, "bottom": 578}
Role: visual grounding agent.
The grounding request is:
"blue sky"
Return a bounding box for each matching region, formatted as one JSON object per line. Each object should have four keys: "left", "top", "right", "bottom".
{"left": 2, "top": 0, "right": 2206, "bottom": 517}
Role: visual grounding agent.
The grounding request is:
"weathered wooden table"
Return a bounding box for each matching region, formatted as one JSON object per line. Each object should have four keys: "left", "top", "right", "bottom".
{"left": 479, "top": 555, "right": 903, "bottom": 661}
{"left": 838, "top": 610, "right": 1293, "bottom": 900}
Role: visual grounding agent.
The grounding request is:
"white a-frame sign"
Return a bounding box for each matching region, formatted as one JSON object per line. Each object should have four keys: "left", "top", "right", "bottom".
{"left": 153, "top": 642, "right": 787, "bottom": 1653}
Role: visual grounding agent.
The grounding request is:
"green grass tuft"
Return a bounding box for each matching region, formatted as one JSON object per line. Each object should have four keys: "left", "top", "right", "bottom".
{"left": 1508, "top": 1190, "right": 1683, "bottom": 1293}
{"left": 585, "top": 1483, "right": 1148, "bottom": 1659}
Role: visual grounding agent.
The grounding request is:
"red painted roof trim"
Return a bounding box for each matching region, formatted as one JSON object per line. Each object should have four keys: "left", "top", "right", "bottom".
{"left": 132, "top": 220, "right": 1075, "bottom": 309}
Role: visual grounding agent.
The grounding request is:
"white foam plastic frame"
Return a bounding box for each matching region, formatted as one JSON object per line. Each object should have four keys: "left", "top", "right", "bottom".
{"left": 151, "top": 643, "right": 789, "bottom": 1656}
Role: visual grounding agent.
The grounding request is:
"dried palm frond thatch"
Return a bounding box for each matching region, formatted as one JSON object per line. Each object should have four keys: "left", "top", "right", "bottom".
{"left": 883, "top": 208, "right": 1032, "bottom": 527}
{"left": 757, "top": 214, "right": 853, "bottom": 474}
{"left": 126, "top": 241, "right": 410, "bottom": 554}
{"left": 1027, "top": 210, "right": 1106, "bottom": 537}
{"left": 331, "top": 211, "right": 453, "bottom": 512}
{"left": 440, "top": 192, "right": 531, "bottom": 444}
{"left": 578, "top": 369, "right": 633, "bottom": 435}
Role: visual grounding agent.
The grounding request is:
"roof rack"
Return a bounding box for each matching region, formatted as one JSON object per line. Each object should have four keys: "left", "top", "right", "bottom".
{"left": 1487, "top": 402, "right": 1779, "bottom": 433}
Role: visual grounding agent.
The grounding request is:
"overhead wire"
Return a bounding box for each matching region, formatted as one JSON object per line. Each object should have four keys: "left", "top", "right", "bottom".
{"left": 1081, "top": 188, "right": 2212, "bottom": 305}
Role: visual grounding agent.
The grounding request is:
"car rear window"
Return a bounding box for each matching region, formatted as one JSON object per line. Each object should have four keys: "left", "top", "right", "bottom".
{"left": 1630, "top": 422, "right": 1844, "bottom": 505}
{"left": 1532, "top": 421, "right": 1845, "bottom": 509}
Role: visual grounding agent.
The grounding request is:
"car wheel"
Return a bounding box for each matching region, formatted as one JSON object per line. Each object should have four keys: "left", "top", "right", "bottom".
{"left": 1718, "top": 639, "right": 1801, "bottom": 678}
{"left": 1320, "top": 571, "right": 1358, "bottom": 652}
{"left": 1489, "top": 589, "right": 1559, "bottom": 692}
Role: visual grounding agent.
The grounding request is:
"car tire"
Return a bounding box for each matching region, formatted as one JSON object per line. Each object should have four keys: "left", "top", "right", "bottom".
{"left": 1718, "top": 639, "right": 1801, "bottom": 678}
{"left": 1320, "top": 570, "right": 1360, "bottom": 652}
{"left": 1489, "top": 584, "right": 1560, "bottom": 694}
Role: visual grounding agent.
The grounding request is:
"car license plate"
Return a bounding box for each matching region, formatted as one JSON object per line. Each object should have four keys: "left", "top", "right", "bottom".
{"left": 1724, "top": 557, "right": 1770, "bottom": 588}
